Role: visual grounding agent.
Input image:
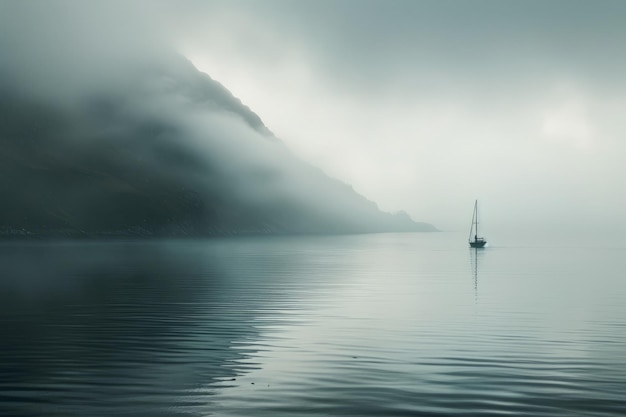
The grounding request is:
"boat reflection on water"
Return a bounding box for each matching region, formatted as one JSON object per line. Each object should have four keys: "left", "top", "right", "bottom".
{"left": 469, "top": 246, "right": 484, "bottom": 302}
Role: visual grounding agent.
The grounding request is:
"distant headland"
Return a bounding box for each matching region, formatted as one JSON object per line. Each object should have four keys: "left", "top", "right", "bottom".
{"left": 0, "top": 53, "right": 436, "bottom": 238}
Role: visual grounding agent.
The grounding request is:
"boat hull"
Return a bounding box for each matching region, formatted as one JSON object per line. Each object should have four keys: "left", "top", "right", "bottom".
{"left": 469, "top": 240, "right": 487, "bottom": 248}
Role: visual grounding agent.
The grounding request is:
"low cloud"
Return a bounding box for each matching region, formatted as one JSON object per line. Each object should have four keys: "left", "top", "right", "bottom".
{"left": 2, "top": 1, "right": 625, "bottom": 237}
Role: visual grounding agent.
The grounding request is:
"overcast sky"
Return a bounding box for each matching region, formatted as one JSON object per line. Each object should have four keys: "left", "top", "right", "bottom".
{"left": 174, "top": 0, "right": 626, "bottom": 237}
{"left": 3, "top": 0, "right": 626, "bottom": 237}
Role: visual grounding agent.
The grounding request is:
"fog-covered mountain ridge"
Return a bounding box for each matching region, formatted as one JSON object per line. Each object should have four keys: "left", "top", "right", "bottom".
{"left": 0, "top": 53, "right": 436, "bottom": 237}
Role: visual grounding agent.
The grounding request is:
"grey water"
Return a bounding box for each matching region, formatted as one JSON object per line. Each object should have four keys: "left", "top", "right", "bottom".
{"left": 1, "top": 232, "right": 626, "bottom": 416}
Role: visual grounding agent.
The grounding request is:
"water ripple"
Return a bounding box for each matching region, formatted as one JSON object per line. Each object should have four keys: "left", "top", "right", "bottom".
{"left": 1, "top": 235, "right": 626, "bottom": 416}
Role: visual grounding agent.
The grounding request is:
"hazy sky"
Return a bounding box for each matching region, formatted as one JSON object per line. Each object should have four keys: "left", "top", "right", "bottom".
{"left": 3, "top": 1, "right": 626, "bottom": 237}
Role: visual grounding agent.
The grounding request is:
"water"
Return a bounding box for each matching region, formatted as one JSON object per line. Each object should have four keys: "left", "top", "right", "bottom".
{"left": 1, "top": 232, "right": 626, "bottom": 416}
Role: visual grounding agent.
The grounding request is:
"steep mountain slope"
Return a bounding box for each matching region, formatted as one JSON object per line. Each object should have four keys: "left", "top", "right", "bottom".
{"left": 0, "top": 55, "right": 435, "bottom": 237}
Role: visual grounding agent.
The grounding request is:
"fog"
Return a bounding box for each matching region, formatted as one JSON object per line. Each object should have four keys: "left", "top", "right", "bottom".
{"left": 2, "top": 1, "right": 625, "bottom": 238}
{"left": 0, "top": 1, "right": 432, "bottom": 236}
{"left": 176, "top": 0, "right": 626, "bottom": 238}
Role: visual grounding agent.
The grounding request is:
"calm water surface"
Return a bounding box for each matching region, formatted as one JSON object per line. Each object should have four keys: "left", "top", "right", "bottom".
{"left": 1, "top": 232, "right": 626, "bottom": 416}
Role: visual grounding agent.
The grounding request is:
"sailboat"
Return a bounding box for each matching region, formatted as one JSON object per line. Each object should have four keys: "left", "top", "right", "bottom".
{"left": 469, "top": 200, "right": 487, "bottom": 248}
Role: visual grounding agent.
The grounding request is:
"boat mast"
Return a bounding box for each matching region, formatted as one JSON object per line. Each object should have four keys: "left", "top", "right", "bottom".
{"left": 468, "top": 200, "right": 477, "bottom": 242}
{"left": 475, "top": 200, "right": 479, "bottom": 240}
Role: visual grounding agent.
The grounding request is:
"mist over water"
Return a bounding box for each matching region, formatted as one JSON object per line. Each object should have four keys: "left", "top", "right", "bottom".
{"left": 2, "top": 233, "right": 625, "bottom": 416}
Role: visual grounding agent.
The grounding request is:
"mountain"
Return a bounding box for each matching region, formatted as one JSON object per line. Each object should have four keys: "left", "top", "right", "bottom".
{"left": 0, "top": 54, "right": 436, "bottom": 238}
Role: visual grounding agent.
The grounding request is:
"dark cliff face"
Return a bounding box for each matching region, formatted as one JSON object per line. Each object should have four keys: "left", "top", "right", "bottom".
{"left": 0, "top": 55, "right": 435, "bottom": 237}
